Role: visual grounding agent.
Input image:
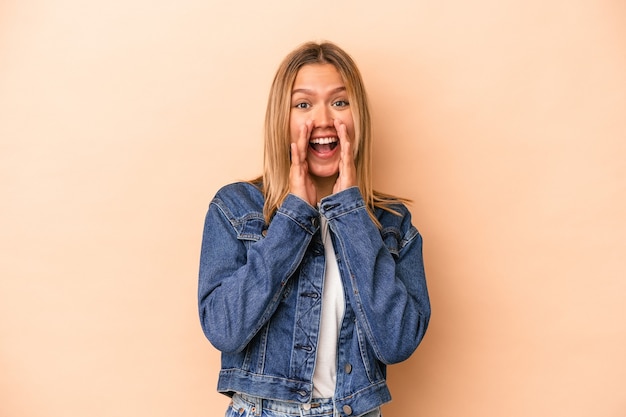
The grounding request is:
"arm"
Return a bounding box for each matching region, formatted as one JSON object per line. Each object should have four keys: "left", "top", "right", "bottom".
{"left": 321, "top": 187, "right": 431, "bottom": 364}
{"left": 198, "top": 190, "right": 319, "bottom": 353}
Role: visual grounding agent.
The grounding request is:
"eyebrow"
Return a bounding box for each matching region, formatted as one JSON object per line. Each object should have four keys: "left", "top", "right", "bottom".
{"left": 291, "top": 86, "right": 346, "bottom": 96}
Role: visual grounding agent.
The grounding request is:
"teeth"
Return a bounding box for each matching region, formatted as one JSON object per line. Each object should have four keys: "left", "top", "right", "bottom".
{"left": 310, "top": 137, "right": 338, "bottom": 145}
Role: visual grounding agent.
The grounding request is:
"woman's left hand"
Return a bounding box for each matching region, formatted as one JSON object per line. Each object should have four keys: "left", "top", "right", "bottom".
{"left": 333, "top": 119, "right": 357, "bottom": 194}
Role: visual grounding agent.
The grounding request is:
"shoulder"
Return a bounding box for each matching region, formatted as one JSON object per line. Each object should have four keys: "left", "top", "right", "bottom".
{"left": 211, "top": 181, "right": 265, "bottom": 219}
{"left": 375, "top": 201, "right": 413, "bottom": 229}
{"left": 372, "top": 190, "right": 412, "bottom": 226}
{"left": 214, "top": 181, "right": 263, "bottom": 202}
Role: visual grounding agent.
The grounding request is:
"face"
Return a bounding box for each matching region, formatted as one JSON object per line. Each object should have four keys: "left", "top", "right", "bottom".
{"left": 289, "top": 63, "right": 355, "bottom": 182}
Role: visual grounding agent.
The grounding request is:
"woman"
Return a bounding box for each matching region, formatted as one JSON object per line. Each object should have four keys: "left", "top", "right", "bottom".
{"left": 198, "top": 41, "right": 430, "bottom": 417}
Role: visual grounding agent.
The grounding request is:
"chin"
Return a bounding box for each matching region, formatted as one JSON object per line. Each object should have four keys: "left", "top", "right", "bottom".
{"left": 309, "top": 168, "right": 339, "bottom": 179}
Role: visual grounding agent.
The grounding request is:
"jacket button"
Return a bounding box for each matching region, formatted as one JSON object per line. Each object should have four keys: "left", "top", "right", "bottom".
{"left": 261, "top": 229, "right": 267, "bottom": 237}
{"left": 344, "top": 363, "right": 352, "bottom": 374}
{"left": 342, "top": 405, "right": 353, "bottom": 415}
{"left": 311, "top": 217, "right": 319, "bottom": 228}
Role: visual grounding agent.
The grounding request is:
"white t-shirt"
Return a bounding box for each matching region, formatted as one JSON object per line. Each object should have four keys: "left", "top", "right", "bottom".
{"left": 312, "top": 216, "right": 345, "bottom": 399}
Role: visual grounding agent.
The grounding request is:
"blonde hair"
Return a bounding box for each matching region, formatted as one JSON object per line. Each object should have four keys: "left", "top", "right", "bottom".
{"left": 253, "top": 41, "right": 406, "bottom": 226}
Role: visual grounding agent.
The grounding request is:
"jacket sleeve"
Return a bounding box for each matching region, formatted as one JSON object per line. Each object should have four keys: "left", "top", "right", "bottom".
{"left": 320, "top": 187, "right": 431, "bottom": 364}
{"left": 198, "top": 191, "right": 319, "bottom": 353}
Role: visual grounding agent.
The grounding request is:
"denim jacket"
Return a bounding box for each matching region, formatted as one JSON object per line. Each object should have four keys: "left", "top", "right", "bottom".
{"left": 198, "top": 182, "right": 430, "bottom": 417}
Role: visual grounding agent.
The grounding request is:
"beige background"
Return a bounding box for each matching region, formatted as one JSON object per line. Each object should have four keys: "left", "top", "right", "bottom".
{"left": 1, "top": 0, "right": 625, "bottom": 416}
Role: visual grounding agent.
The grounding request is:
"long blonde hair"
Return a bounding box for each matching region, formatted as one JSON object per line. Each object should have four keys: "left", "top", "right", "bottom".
{"left": 254, "top": 41, "right": 406, "bottom": 226}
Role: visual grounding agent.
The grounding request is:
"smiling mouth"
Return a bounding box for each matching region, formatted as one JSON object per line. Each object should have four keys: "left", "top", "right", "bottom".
{"left": 309, "top": 136, "right": 338, "bottom": 153}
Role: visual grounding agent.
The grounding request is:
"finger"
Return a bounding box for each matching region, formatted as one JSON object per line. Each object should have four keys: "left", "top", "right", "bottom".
{"left": 334, "top": 120, "right": 349, "bottom": 157}
{"left": 297, "top": 120, "right": 312, "bottom": 162}
{"left": 334, "top": 119, "right": 352, "bottom": 163}
{"left": 290, "top": 142, "right": 299, "bottom": 165}
{"left": 291, "top": 125, "right": 306, "bottom": 167}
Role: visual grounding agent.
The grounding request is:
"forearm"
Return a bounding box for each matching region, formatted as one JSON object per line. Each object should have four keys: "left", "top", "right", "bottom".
{"left": 198, "top": 194, "right": 319, "bottom": 353}
{"left": 321, "top": 188, "right": 431, "bottom": 363}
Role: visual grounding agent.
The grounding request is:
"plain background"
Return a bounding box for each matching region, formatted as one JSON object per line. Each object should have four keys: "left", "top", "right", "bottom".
{"left": 1, "top": 0, "right": 625, "bottom": 416}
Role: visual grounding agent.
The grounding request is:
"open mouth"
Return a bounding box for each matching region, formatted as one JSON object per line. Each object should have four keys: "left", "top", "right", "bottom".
{"left": 309, "top": 136, "right": 339, "bottom": 153}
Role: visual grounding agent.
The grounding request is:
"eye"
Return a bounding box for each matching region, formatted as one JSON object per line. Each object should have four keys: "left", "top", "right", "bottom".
{"left": 332, "top": 100, "right": 349, "bottom": 108}
{"left": 294, "top": 102, "right": 310, "bottom": 109}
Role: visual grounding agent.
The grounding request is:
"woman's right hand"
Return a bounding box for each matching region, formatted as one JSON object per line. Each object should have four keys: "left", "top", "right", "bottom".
{"left": 289, "top": 120, "right": 317, "bottom": 206}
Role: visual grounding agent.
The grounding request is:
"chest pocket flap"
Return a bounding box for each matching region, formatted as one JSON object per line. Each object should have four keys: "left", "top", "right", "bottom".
{"left": 236, "top": 214, "right": 266, "bottom": 242}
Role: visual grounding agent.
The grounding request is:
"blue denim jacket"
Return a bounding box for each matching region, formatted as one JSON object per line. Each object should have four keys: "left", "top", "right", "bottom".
{"left": 198, "top": 182, "right": 430, "bottom": 417}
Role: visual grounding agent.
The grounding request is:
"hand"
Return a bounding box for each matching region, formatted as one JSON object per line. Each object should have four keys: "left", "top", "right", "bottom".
{"left": 289, "top": 120, "right": 317, "bottom": 206}
{"left": 332, "top": 119, "right": 357, "bottom": 194}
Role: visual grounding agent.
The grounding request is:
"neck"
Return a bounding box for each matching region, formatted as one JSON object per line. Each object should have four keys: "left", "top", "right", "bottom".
{"left": 312, "top": 175, "right": 338, "bottom": 201}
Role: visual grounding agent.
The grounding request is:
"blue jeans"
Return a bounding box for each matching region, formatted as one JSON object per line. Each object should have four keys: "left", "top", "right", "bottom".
{"left": 226, "top": 393, "right": 382, "bottom": 417}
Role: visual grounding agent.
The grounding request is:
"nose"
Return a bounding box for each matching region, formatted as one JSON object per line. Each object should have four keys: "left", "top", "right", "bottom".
{"left": 313, "top": 105, "right": 333, "bottom": 128}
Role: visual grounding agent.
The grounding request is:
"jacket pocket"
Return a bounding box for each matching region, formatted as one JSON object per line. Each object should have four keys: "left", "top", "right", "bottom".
{"left": 236, "top": 215, "right": 266, "bottom": 248}
{"left": 380, "top": 227, "right": 401, "bottom": 259}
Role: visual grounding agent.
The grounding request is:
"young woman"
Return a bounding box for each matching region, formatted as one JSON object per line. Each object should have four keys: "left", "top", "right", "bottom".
{"left": 198, "top": 41, "right": 430, "bottom": 417}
